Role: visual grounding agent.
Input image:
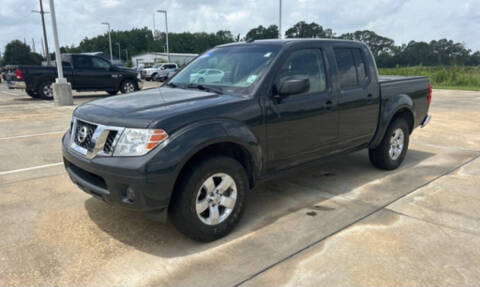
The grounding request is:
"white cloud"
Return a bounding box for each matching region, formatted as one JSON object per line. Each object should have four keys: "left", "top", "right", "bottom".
{"left": 1, "top": 0, "right": 479, "bottom": 55}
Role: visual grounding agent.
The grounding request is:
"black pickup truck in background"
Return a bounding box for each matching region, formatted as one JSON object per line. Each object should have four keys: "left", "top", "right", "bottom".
{"left": 63, "top": 39, "right": 431, "bottom": 241}
{"left": 7, "top": 54, "right": 142, "bottom": 100}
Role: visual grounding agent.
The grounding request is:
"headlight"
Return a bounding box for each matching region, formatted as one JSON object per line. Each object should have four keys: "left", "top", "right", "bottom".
{"left": 113, "top": 129, "right": 168, "bottom": 156}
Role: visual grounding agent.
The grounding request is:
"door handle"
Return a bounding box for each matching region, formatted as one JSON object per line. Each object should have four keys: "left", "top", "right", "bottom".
{"left": 366, "top": 94, "right": 374, "bottom": 103}
{"left": 325, "top": 100, "right": 333, "bottom": 111}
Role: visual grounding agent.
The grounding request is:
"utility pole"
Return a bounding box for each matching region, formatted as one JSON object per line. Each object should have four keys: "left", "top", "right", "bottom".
{"left": 101, "top": 22, "right": 113, "bottom": 62}
{"left": 41, "top": 37, "right": 46, "bottom": 57}
{"left": 279, "top": 0, "right": 282, "bottom": 39}
{"left": 32, "top": 0, "right": 51, "bottom": 65}
{"left": 152, "top": 12, "right": 156, "bottom": 39}
{"left": 32, "top": 38, "right": 36, "bottom": 53}
{"left": 156, "top": 10, "right": 170, "bottom": 63}
{"left": 49, "top": 0, "right": 73, "bottom": 106}
{"left": 115, "top": 43, "right": 121, "bottom": 61}
{"left": 125, "top": 49, "right": 128, "bottom": 62}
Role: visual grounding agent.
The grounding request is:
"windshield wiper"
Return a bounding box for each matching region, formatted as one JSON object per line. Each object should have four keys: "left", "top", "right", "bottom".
{"left": 166, "top": 82, "right": 177, "bottom": 88}
{"left": 187, "top": 83, "right": 223, "bottom": 95}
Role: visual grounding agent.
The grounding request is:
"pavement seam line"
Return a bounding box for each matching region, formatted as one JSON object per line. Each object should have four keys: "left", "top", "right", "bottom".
{"left": 0, "top": 162, "right": 64, "bottom": 175}
{"left": 233, "top": 153, "right": 480, "bottom": 287}
{"left": 386, "top": 208, "right": 480, "bottom": 238}
{"left": 0, "top": 131, "right": 65, "bottom": 140}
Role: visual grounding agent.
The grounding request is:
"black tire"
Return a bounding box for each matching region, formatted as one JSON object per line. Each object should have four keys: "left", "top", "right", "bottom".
{"left": 120, "top": 79, "right": 138, "bottom": 94}
{"left": 36, "top": 81, "right": 54, "bottom": 100}
{"left": 369, "top": 118, "right": 410, "bottom": 170}
{"left": 26, "top": 89, "right": 39, "bottom": 99}
{"left": 169, "top": 155, "right": 248, "bottom": 242}
{"left": 151, "top": 73, "right": 157, "bottom": 80}
{"left": 106, "top": 90, "right": 118, "bottom": 96}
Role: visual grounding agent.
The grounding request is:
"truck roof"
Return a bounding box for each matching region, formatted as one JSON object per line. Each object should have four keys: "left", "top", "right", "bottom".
{"left": 217, "top": 38, "right": 365, "bottom": 48}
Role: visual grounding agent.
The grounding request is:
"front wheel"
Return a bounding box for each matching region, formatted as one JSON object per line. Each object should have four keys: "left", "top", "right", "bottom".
{"left": 120, "top": 79, "right": 138, "bottom": 94}
{"left": 169, "top": 156, "right": 248, "bottom": 242}
{"left": 369, "top": 118, "right": 410, "bottom": 170}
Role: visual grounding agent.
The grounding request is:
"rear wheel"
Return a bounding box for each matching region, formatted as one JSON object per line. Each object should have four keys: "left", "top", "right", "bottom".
{"left": 36, "top": 81, "right": 54, "bottom": 100}
{"left": 369, "top": 118, "right": 410, "bottom": 170}
{"left": 169, "top": 155, "right": 248, "bottom": 242}
{"left": 120, "top": 79, "right": 138, "bottom": 94}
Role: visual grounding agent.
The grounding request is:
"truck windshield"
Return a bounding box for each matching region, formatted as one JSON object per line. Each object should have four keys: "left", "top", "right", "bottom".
{"left": 170, "top": 45, "right": 281, "bottom": 94}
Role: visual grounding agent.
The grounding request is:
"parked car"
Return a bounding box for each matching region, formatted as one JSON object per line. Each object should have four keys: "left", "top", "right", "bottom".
{"left": 189, "top": 68, "right": 225, "bottom": 83}
{"left": 153, "top": 68, "right": 178, "bottom": 82}
{"left": 141, "top": 63, "right": 178, "bottom": 81}
{"left": 7, "top": 54, "right": 142, "bottom": 100}
{"left": 63, "top": 39, "right": 431, "bottom": 242}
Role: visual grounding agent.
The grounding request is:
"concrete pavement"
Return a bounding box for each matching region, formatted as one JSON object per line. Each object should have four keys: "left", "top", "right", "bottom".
{"left": 0, "top": 86, "right": 479, "bottom": 287}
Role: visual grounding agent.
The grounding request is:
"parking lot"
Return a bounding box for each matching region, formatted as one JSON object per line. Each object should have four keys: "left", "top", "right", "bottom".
{"left": 1, "top": 84, "right": 479, "bottom": 286}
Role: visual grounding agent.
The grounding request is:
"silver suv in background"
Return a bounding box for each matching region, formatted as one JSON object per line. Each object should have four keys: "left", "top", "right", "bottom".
{"left": 141, "top": 63, "right": 178, "bottom": 81}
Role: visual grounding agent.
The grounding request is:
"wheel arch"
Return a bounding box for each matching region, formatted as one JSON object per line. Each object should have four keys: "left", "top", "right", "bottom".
{"left": 369, "top": 94, "right": 416, "bottom": 149}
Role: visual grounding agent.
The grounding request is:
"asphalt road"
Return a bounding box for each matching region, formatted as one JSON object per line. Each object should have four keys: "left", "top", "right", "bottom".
{"left": 1, "top": 84, "right": 479, "bottom": 287}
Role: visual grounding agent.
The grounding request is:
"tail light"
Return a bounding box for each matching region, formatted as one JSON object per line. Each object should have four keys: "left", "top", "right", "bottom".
{"left": 15, "top": 69, "right": 24, "bottom": 80}
{"left": 427, "top": 83, "right": 432, "bottom": 106}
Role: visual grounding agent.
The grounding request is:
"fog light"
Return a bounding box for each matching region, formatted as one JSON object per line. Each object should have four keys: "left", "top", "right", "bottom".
{"left": 126, "top": 187, "right": 136, "bottom": 202}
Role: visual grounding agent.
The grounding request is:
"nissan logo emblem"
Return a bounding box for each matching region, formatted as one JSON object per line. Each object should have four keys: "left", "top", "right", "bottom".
{"left": 77, "top": 126, "right": 89, "bottom": 143}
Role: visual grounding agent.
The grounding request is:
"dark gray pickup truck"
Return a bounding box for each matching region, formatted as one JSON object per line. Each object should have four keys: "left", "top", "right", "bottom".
{"left": 7, "top": 54, "right": 141, "bottom": 100}
{"left": 63, "top": 39, "right": 431, "bottom": 241}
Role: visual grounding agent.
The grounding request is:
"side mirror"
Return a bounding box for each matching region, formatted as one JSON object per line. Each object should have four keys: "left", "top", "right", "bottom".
{"left": 278, "top": 77, "right": 310, "bottom": 97}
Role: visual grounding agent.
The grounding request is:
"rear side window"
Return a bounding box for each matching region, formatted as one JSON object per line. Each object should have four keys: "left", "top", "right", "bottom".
{"left": 334, "top": 48, "right": 357, "bottom": 89}
{"left": 73, "top": 56, "right": 92, "bottom": 69}
{"left": 352, "top": 49, "right": 368, "bottom": 85}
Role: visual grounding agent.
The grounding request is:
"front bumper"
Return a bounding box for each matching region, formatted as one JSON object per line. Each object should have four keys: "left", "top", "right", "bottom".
{"left": 62, "top": 132, "right": 173, "bottom": 219}
{"left": 137, "top": 80, "right": 144, "bottom": 90}
{"left": 7, "top": 80, "right": 26, "bottom": 89}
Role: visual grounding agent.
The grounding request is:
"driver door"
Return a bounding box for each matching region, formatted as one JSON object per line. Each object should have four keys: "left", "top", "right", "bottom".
{"left": 265, "top": 47, "right": 338, "bottom": 170}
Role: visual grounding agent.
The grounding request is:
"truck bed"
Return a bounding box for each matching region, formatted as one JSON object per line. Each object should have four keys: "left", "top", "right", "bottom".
{"left": 378, "top": 75, "right": 430, "bottom": 130}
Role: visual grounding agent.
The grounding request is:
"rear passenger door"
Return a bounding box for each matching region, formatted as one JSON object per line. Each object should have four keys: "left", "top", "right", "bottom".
{"left": 333, "top": 47, "right": 379, "bottom": 144}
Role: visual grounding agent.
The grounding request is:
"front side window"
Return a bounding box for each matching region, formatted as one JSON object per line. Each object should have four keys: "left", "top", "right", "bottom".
{"left": 91, "top": 57, "right": 110, "bottom": 69}
{"left": 170, "top": 45, "right": 281, "bottom": 94}
{"left": 277, "top": 49, "right": 327, "bottom": 93}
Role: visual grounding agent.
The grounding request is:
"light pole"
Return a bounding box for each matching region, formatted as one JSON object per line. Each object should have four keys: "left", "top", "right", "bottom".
{"left": 48, "top": 0, "right": 73, "bottom": 105}
{"left": 124, "top": 49, "right": 128, "bottom": 62}
{"left": 32, "top": 0, "right": 51, "bottom": 65}
{"left": 115, "top": 43, "right": 120, "bottom": 61}
{"left": 156, "top": 10, "right": 170, "bottom": 63}
{"left": 279, "top": 0, "right": 282, "bottom": 39}
{"left": 101, "top": 22, "right": 113, "bottom": 62}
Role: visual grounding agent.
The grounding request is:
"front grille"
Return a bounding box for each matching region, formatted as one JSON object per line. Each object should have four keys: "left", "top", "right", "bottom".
{"left": 103, "top": 130, "right": 118, "bottom": 153}
{"left": 74, "top": 120, "right": 97, "bottom": 151}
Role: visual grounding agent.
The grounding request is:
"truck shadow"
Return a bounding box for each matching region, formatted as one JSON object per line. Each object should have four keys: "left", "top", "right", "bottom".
{"left": 84, "top": 149, "right": 435, "bottom": 258}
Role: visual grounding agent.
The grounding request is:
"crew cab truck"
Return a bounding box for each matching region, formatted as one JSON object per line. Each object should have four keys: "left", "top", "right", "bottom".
{"left": 9, "top": 54, "right": 141, "bottom": 100}
{"left": 62, "top": 39, "right": 431, "bottom": 242}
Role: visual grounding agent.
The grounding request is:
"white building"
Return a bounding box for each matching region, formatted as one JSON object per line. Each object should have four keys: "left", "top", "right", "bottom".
{"left": 131, "top": 52, "right": 198, "bottom": 67}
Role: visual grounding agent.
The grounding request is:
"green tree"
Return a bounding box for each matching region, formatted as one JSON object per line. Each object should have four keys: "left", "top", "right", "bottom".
{"left": 3, "top": 40, "right": 43, "bottom": 65}
{"left": 245, "top": 25, "right": 279, "bottom": 40}
{"left": 339, "top": 30, "right": 395, "bottom": 57}
{"left": 285, "top": 21, "right": 333, "bottom": 38}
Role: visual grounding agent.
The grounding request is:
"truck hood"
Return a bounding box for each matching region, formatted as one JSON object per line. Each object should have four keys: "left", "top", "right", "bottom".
{"left": 74, "top": 87, "right": 234, "bottom": 128}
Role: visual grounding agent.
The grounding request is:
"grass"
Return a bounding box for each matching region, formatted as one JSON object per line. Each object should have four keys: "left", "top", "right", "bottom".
{"left": 378, "top": 66, "right": 480, "bottom": 91}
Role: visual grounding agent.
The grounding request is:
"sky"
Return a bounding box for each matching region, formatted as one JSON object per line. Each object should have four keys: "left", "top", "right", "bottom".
{"left": 1, "top": 0, "right": 480, "bottom": 55}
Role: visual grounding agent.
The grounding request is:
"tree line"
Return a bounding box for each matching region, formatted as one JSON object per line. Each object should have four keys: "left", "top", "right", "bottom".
{"left": 2, "top": 21, "right": 479, "bottom": 67}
